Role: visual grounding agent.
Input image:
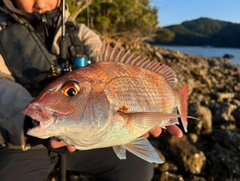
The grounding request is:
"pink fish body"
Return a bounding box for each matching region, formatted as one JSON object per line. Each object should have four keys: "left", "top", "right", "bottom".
{"left": 23, "top": 42, "right": 190, "bottom": 163}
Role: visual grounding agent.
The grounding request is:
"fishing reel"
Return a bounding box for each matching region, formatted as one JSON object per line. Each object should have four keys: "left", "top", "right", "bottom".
{"left": 50, "top": 54, "right": 91, "bottom": 77}
{"left": 49, "top": 0, "right": 91, "bottom": 77}
{"left": 72, "top": 54, "right": 91, "bottom": 68}
{"left": 69, "top": 42, "right": 92, "bottom": 69}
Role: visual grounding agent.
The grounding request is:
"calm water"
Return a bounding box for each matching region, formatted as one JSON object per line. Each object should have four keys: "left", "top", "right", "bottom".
{"left": 157, "top": 45, "right": 240, "bottom": 65}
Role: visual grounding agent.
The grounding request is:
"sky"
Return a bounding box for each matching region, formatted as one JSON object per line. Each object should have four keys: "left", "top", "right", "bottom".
{"left": 150, "top": 0, "right": 240, "bottom": 27}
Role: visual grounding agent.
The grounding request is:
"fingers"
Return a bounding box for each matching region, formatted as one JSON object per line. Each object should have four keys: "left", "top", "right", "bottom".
{"left": 50, "top": 140, "right": 67, "bottom": 148}
{"left": 142, "top": 132, "right": 150, "bottom": 138}
{"left": 148, "top": 126, "right": 162, "bottom": 137}
{"left": 147, "top": 125, "right": 183, "bottom": 138}
{"left": 166, "top": 125, "right": 183, "bottom": 138}
{"left": 66, "top": 145, "right": 77, "bottom": 152}
{"left": 50, "top": 139, "right": 76, "bottom": 152}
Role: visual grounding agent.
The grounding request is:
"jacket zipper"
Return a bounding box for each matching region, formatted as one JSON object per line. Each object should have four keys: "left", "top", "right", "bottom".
{"left": 41, "top": 14, "right": 49, "bottom": 37}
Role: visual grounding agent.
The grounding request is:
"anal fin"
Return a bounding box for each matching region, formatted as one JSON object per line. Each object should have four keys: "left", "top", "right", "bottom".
{"left": 123, "top": 137, "right": 163, "bottom": 164}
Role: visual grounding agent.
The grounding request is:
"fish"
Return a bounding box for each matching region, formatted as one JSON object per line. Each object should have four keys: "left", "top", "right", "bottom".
{"left": 23, "top": 41, "right": 192, "bottom": 164}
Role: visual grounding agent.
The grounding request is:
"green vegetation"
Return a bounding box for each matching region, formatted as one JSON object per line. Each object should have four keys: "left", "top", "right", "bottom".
{"left": 68, "top": 0, "right": 159, "bottom": 38}
{"left": 155, "top": 28, "right": 175, "bottom": 42}
{"left": 154, "top": 17, "right": 240, "bottom": 48}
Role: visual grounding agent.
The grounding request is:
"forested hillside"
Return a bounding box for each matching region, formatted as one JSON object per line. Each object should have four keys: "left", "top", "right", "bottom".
{"left": 154, "top": 17, "right": 240, "bottom": 48}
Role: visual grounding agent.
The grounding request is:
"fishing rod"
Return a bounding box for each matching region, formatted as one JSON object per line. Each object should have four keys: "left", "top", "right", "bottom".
{"left": 58, "top": 1, "right": 91, "bottom": 181}
{"left": 59, "top": 0, "right": 72, "bottom": 74}
{"left": 59, "top": 1, "right": 68, "bottom": 180}
{"left": 58, "top": 0, "right": 90, "bottom": 74}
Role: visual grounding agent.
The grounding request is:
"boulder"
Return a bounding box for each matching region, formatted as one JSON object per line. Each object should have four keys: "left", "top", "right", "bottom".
{"left": 188, "top": 103, "right": 212, "bottom": 135}
{"left": 223, "top": 53, "right": 235, "bottom": 59}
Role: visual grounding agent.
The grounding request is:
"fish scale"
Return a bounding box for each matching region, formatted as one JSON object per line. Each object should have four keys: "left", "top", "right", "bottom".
{"left": 103, "top": 66, "right": 176, "bottom": 113}
{"left": 89, "top": 61, "right": 176, "bottom": 113}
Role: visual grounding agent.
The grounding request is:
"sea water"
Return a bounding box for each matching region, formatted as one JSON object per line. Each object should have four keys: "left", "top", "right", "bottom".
{"left": 157, "top": 45, "right": 240, "bottom": 65}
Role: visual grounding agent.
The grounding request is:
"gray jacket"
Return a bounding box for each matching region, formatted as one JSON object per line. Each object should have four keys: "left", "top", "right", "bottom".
{"left": 0, "top": 5, "right": 102, "bottom": 150}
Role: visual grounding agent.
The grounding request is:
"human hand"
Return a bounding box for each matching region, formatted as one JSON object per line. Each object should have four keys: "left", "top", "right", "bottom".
{"left": 50, "top": 139, "right": 76, "bottom": 153}
{"left": 143, "top": 125, "right": 183, "bottom": 138}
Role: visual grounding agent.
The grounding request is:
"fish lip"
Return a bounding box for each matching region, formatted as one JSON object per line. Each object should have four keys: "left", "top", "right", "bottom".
{"left": 24, "top": 103, "right": 64, "bottom": 138}
{"left": 26, "top": 119, "right": 54, "bottom": 139}
{"left": 23, "top": 103, "right": 63, "bottom": 123}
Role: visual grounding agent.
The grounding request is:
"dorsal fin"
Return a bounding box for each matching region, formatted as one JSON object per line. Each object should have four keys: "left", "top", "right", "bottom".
{"left": 96, "top": 40, "right": 178, "bottom": 89}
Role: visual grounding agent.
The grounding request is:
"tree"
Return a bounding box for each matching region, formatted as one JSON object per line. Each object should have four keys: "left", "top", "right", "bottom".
{"left": 67, "top": 0, "right": 159, "bottom": 38}
{"left": 156, "top": 28, "right": 175, "bottom": 42}
{"left": 67, "top": 0, "right": 93, "bottom": 21}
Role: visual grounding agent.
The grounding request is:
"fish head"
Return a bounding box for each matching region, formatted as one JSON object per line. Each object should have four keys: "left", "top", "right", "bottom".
{"left": 23, "top": 69, "right": 111, "bottom": 141}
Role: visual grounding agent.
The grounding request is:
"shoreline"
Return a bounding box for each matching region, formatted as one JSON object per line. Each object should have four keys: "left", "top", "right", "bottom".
{"left": 110, "top": 38, "right": 240, "bottom": 180}
{"left": 153, "top": 44, "right": 240, "bottom": 65}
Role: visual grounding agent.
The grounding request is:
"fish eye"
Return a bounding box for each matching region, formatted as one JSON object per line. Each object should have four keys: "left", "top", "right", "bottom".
{"left": 62, "top": 81, "right": 81, "bottom": 97}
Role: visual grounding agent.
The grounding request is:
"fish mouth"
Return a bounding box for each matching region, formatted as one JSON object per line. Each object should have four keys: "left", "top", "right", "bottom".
{"left": 23, "top": 103, "right": 63, "bottom": 138}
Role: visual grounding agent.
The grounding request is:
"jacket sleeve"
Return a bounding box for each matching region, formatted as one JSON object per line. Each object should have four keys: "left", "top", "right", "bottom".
{"left": 77, "top": 23, "right": 102, "bottom": 62}
{"left": 0, "top": 55, "right": 33, "bottom": 150}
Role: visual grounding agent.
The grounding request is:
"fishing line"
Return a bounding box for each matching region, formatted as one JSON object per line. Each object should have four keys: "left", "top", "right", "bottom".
{"left": 59, "top": 2, "right": 67, "bottom": 181}
{"left": 87, "top": 0, "right": 90, "bottom": 27}
{"left": 86, "top": 0, "right": 91, "bottom": 63}
{"left": 61, "top": 0, "right": 66, "bottom": 41}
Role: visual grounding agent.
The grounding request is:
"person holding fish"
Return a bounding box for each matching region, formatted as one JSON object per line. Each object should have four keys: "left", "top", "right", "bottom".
{"left": 0, "top": 0, "right": 184, "bottom": 181}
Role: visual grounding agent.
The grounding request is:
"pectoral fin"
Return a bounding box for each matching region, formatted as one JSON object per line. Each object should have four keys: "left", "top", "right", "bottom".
{"left": 123, "top": 137, "right": 163, "bottom": 163}
{"left": 119, "top": 111, "right": 182, "bottom": 129}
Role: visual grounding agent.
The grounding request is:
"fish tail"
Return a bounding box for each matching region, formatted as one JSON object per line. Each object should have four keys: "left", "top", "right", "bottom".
{"left": 177, "top": 85, "right": 189, "bottom": 132}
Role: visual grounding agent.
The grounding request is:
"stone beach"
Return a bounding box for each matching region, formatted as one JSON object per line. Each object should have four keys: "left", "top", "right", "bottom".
{"left": 122, "top": 39, "right": 240, "bottom": 181}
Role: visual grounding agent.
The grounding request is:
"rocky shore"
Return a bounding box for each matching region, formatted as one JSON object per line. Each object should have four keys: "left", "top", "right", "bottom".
{"left": 118, "top": 39, "right": 240, "bottom": 181}
{"left": 50, "top": 39, "right": 240, "bottom": 181}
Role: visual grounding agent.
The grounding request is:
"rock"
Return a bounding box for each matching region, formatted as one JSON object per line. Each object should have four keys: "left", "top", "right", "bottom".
{"left": 163, "top": 134, "right": 206, "bottom": 174}
{"left": 167, "top": 161, "right": 179, "bottom": 172}
{"left": 187, "top": 175, "right": 206, "bottom": 181}
{"left": 187, "top": 133, "right": 198, "bottom": 144}
{"left": 212, "top": 130, "right": 240, "bottom": 151}
{"left": 223, "top": 53, "right": 235, "bottom": 59}
{"left": 188, "top": 103, "right": 212, "bottom": 135}
{"left": 155, "top": 51, "right": 163, "bottom": 61}
{"left": 158, "top": 171, "right": 184, "bottom": 181}
{"left": 232, "top": 107, "right": 240, "bottom": 126}
{"left": 213, "top": 102, "right": 237, "bottom": 122}
{"left": 207, "top": 130, "right": 240, "bottom": 179}
{"left": 155, "top": 160, "right": 179, "bottom": 173}
{"left": 157, "top": 162, "right": 169, "bottom": 172}
{"left": 214, "top": 92, "right": 235, "bottom": 102}
{"left": 234, "top": 82, "right": 240, "bottom": 91}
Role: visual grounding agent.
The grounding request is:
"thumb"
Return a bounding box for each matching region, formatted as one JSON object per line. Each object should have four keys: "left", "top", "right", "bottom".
{"left": 66, "top": 145, "right": 77, "bottom": 152}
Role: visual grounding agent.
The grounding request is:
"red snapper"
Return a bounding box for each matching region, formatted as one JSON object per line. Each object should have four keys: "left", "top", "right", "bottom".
{"left": 23, "top": 42, "right": 191, "bottom": 163}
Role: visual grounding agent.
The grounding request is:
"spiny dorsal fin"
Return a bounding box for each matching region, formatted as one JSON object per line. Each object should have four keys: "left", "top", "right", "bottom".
{"left": 96, "top": 40, "right": 178, "bottom": 89}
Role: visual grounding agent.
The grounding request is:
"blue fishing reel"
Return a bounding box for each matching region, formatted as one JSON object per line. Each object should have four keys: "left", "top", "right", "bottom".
{"left": 72, "top": 54, "right": 90, "bottom": 67}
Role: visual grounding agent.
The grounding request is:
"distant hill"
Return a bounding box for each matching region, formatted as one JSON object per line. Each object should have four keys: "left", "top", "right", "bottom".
{"left": 153, "top": 17, "right": 240, "bottom": 48}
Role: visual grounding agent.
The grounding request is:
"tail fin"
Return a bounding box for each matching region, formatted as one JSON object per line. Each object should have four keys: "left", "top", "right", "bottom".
{"left": 177, "top": 85, "right": 189, "bottom": 132}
